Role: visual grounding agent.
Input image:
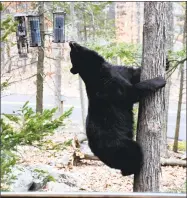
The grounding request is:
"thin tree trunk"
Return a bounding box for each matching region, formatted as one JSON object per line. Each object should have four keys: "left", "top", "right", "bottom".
{"left": 81, "top": 5, "right": 87, "bottom": 132}
{"left": 133, "top": 2, "right": 166, "bottom": 192}
{"left": 7, "top": 43, "right": 12, "bottom": 73}
{"left": 173, "top": 66, "right": 184, "bottom": 152}
{"left": 36, "top": 2, "right": 45, "bottom": 113}
{"left": 130, "top": 2, "right": 134, "bottom": 44}
{"left": 161, "top": 2, "right": 174, "bottom": 158}
{"left": 83, "top": 5, "right": 87, "bottom": 42}
{"left": 71, "top": 2, "right": 86, "bottom": 132}
{"left": 136, "top": 2, "right": 141, "bottom": 44}
{"left": 70, "top": 2, "right": 77, "bottom": 41}
{"left": 173, "top": 3, "right": 186, "bottom": 152}
{"left": 79, "top": 77, "right": 86, "bottom": 133}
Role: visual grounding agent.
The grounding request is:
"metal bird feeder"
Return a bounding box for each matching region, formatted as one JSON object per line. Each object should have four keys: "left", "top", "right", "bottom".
{"left": 53, "top": 12, "right": 66, "bottom": 43}
{"left": 14, "top": 13, "right": 28, "bottom": 57}
{"left": 27, "top": 15, "right": 41, "bottom": 47}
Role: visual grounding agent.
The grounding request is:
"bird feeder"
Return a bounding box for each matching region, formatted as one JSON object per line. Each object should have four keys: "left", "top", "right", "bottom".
{"left": 14, "top": 14, "right": 28, "bottom": 57}
{"left": 15, "top": 14, "right": 27, "bottom": 37}
{"left": 53, "top": 12, "right": 66, "bottom": 43}
{"left": 27, "top": 15, "right": 41, "bottom": 47}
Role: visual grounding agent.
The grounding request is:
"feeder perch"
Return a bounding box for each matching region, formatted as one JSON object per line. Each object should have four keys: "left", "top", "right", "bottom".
{"left": 53, "top": 12, "right": 66, "bottom": 43}
{"left": 14, "top": 14, "right": 28, "bottom": 57}
{"left": 27, "top": 15, "right": 41, "bottom": 47}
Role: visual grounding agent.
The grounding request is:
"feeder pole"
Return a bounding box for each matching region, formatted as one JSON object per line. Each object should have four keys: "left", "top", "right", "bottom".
{"left": 53, "top": 42, "right": 63, "bottom": 116}
{"left": 53, "top": 11, "right": 66, "bottom": 116}
{"left": 36, "top": 1, "right": 45, "bottom": 113}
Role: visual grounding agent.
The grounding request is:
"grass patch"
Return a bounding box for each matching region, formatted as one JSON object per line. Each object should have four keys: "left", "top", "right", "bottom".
{"left": 168, "top": 141, "right": 186, "bottom": 151}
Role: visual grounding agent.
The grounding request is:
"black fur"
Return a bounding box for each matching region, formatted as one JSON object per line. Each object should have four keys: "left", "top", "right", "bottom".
{"left": 69, "top": 42, "right": 166, "bottom": 176}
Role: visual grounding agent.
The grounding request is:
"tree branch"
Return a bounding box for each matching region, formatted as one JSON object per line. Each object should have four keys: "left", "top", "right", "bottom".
{"left": 8, "top": 74, "right": 37, "bottom": 85}
{"left": 74, "top": 151, "right": 187, "bottom": 167}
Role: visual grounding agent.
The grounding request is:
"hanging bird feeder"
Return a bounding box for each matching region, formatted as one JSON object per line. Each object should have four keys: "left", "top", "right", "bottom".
{"left": 27, "top": 14, "right": 41, "bottom": 47}
{"left": 53, "top": 12, "right": 66, "bottom": 43}
{"left": 15, "top": 14, "right": 27, "bottom": 37}
{"left": 14, "top": 13, "right": 28, "bottom": 57}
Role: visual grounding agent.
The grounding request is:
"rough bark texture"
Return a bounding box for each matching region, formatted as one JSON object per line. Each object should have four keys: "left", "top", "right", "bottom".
{"left": 133, "top": 2, "right": 166, "bottom": 192}
{"left": 161, "top": 2, "right": 174, "bottom": 158}
{"left": 36, "top": 2, "right": 44, "bottom": 113}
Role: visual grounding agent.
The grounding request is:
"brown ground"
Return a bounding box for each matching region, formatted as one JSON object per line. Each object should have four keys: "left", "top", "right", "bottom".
{"left": 18, "top": 131, "right": 186, "bottom": 193}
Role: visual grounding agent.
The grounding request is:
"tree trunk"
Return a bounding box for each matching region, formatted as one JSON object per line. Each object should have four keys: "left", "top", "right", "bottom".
{"left": 79, "top": 77, "right": 86, "bottom": 133}
{"left": 173, "top": 2, "right": 187, "bottom": 153}
{"left": 173, "top": 66, "right": 184, "bottom": 152}
{"left": 136, "top": 2, "right": 141, "bottom": 44}
{"left": 130, "top": 2, "right": 134, "bottom": 44}
{"left": 70, "top": 2, "right": 77, "bottom": 41}
{"left": 70, "top": 2, "right": 86, "bottom": 132}
{"left": 80, "top": 5, "right": 87, "bottom": 132}
{"left": 36, "top": 1, "right": 45, "bottom": 113}
{"left": 133, "top": 2, "right": 166, "bottom": 192}
{"left": 83, "top": 6, "right": 87, "bottom": 42}
{"left": 161, "top": 2, "right": 174, "bottom": 158}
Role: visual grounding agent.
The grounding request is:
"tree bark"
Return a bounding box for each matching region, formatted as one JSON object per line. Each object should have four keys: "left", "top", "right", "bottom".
{"left": 36, "top": 1, "right": 44, "bottom": 113}
{"left": 161, "top": 2, "right": 174, "bottom": 158}
{"left": 133, "top": 2, "right": 166, "bottom": 192}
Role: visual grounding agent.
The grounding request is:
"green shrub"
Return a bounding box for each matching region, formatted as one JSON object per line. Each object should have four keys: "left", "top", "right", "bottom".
{"left": 1, "top": 101, "right": 73, "bottom": 189}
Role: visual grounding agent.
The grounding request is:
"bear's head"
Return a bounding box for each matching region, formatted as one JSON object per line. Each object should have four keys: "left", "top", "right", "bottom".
{"left": 69, "top": 42, "right": 106, "bottom": 83}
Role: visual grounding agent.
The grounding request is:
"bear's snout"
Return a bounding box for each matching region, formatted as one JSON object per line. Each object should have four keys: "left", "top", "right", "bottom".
{"left": 69, "top": 41, "right": 76, "bottom": 48}
{"left": 69, "top": 41, "right": 82, "bottom": 51}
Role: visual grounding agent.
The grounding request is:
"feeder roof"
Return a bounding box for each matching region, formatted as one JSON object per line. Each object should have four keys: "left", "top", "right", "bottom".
{"left": 53, "top": 11, "right": 66, "bottom": 14}
{"left": 27, "top": 14, "right": 40, "bottom": 17}
{"left": 14, "top": 13, "right": 27, "bottom": 17}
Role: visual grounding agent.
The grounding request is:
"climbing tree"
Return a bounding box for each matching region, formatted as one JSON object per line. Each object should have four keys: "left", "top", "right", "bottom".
{"left": 36, "top": 1, "right": 45, "bottom": 113}
{"left": 133, "top": 2, "right": 166, "bottom": 192}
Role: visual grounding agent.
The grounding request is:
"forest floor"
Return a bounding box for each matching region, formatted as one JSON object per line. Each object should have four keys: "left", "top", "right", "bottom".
{"left": 18, "top": 128, "right": 186, "bottom": 193}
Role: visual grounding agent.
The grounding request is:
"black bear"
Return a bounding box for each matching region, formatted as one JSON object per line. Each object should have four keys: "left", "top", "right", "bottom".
{"left": 69, "top": 41, "right": 166, "bottom": 176}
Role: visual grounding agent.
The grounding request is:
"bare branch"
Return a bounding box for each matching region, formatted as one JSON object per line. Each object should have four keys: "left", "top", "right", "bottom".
{"left": 8, "top": 74, "right": 37, "bottom": 85}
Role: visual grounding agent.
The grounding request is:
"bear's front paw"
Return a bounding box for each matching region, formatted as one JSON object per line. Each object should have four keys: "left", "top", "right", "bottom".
{"left": 152, "top": 76, "right": 166, "bottom": 89}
